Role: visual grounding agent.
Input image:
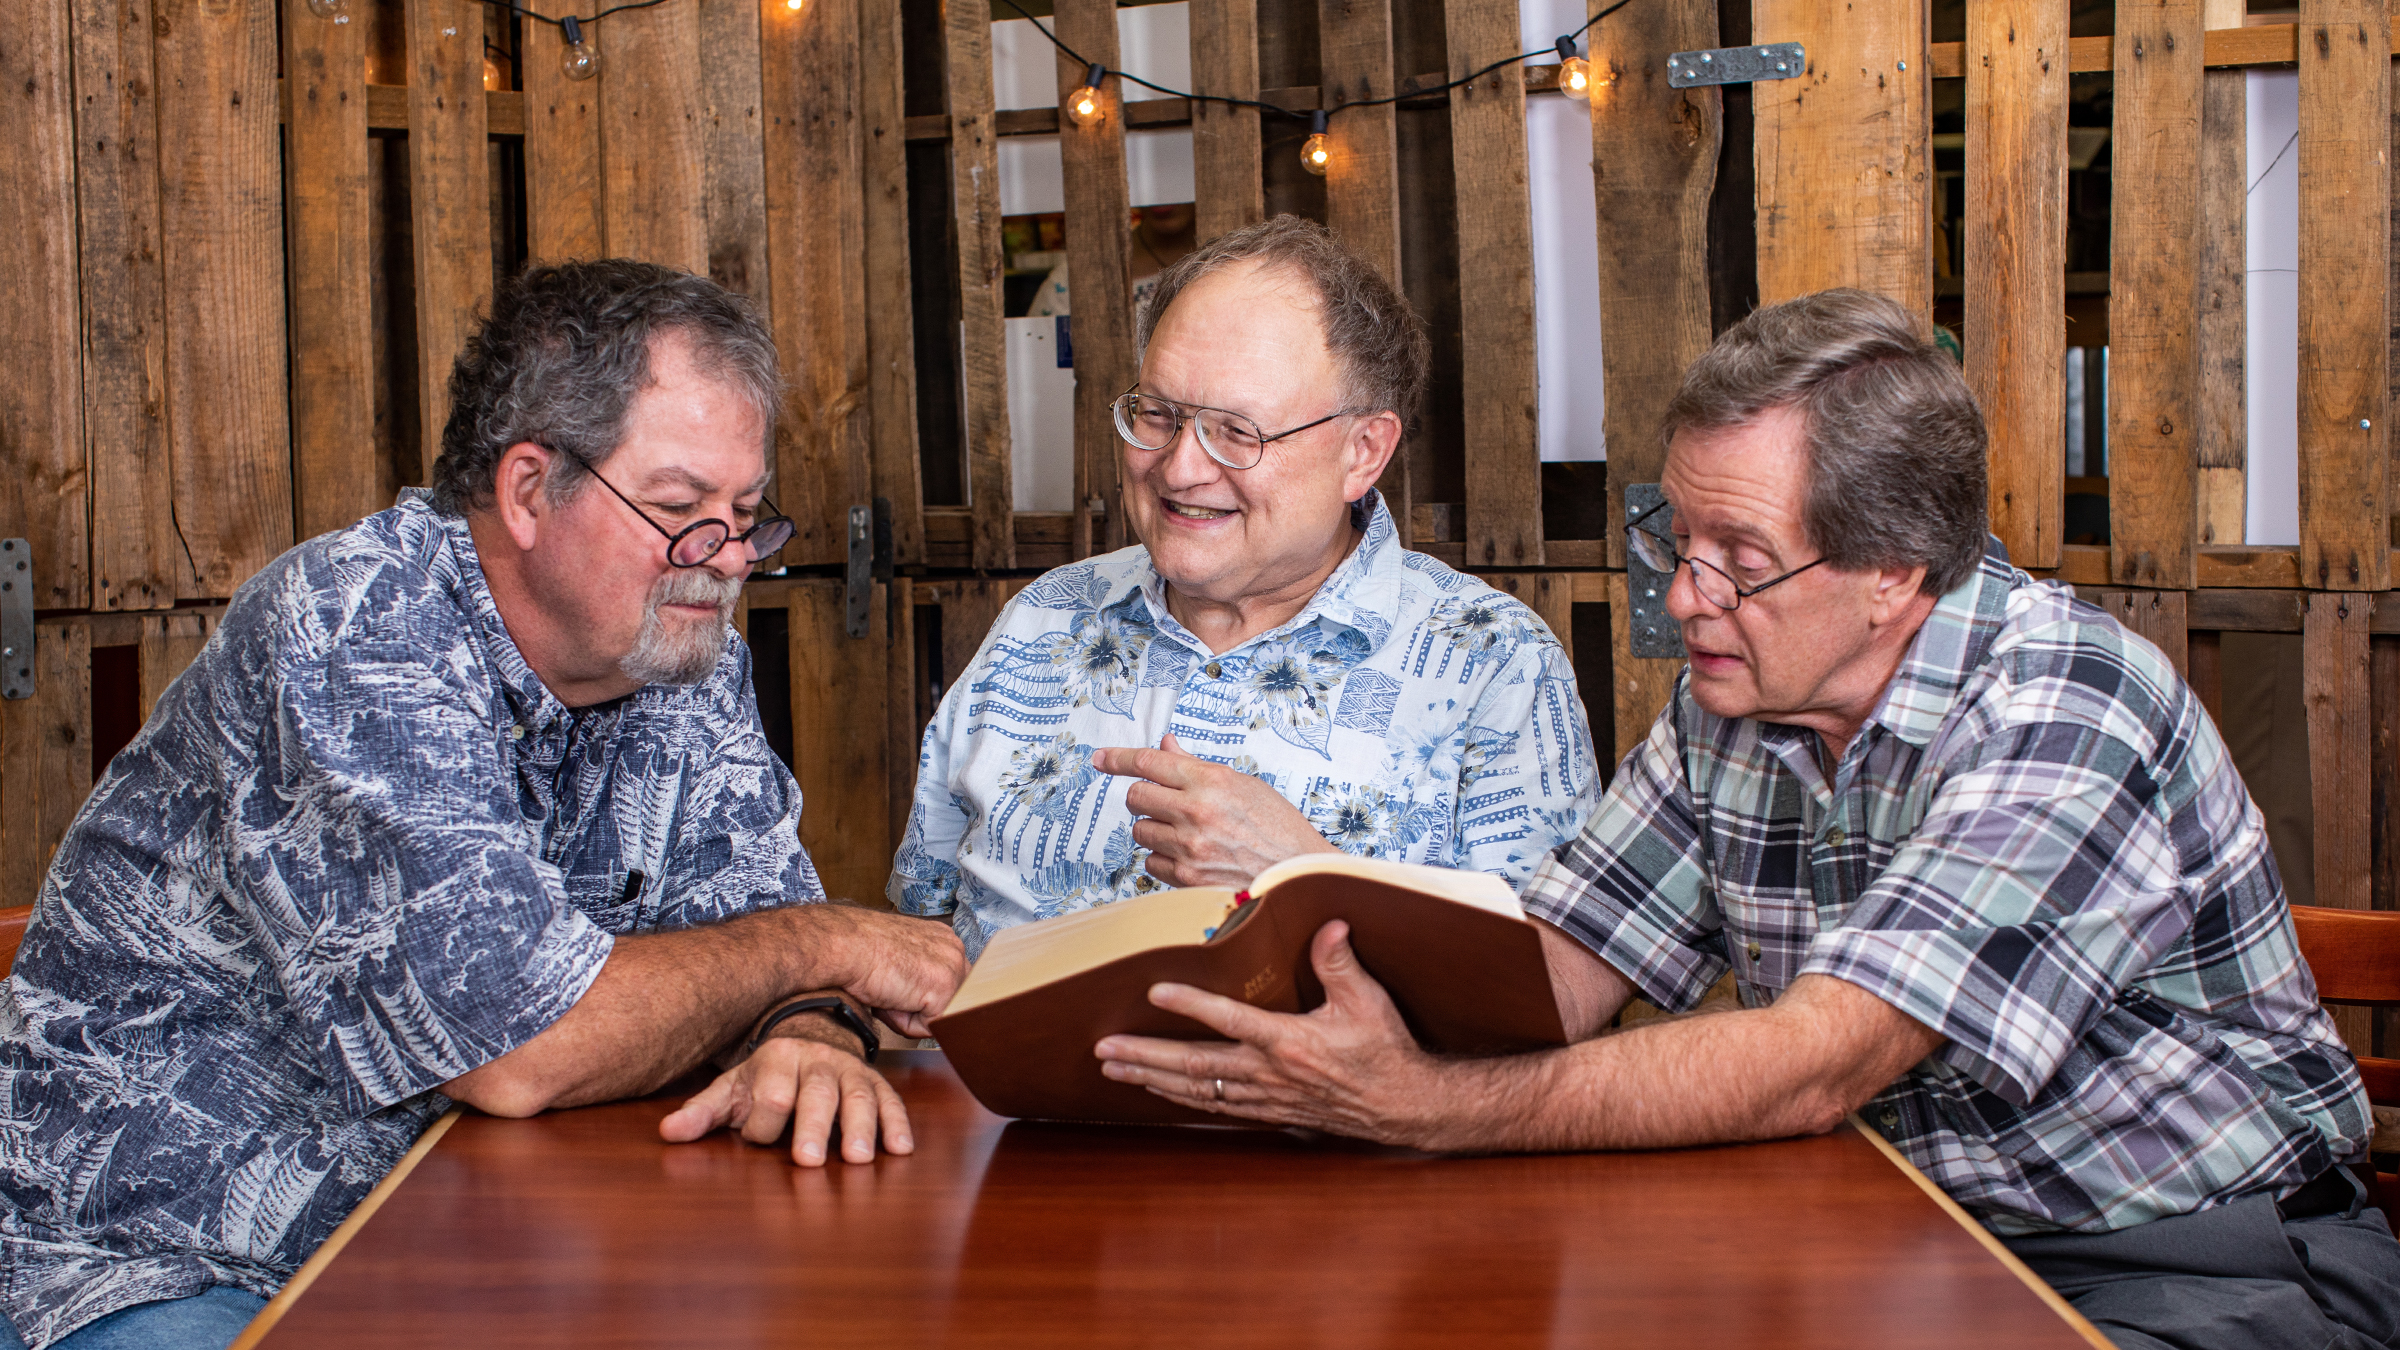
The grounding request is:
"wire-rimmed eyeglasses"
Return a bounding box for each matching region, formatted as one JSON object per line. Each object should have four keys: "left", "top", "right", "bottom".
{"left": 1111, "top": 386, "right": 1363, "bottom": 471}
{"left": 1625, "top": 499, "right": 1825, "bottom": 611}
{"left": 560, "top": 450, "right": 796, "bottom": 569}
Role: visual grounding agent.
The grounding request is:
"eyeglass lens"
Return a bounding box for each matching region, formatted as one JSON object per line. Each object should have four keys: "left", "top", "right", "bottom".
{"left": 1627, "top": 522, "right": 1740, "bottom": 609}
{"left": 670, "top": 516, "right": 796, "bottom": 569}
{"left": 1114, "top": 393, "right": 1269, "bottom": 470}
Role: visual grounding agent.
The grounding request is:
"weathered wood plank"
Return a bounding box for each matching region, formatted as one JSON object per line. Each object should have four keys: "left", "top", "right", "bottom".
{"left": 521, "top": 19, "right": 605, "bottom": 261}
{"left": 1594, "top": 0, "right": 1718, "bottom": 570}
{"left": 758, "top": 0, "right": 812, "bottom": 543}
{"left": 156, "top": 0, "right": 294, "bottom": 596}
{"left": 1606, "top": 573, "right": 1682, "bottom": 766}
{"left": 0, "top": 0, "right": 87, "bottom": 611}
{"left": 860, "top": 0, "right": 923, "bottom": 568}
{"left": 2307, "top": 592, "right": 2373, "bottom": 914}
{"left": 2296, "top": 0, "right": 2392, "bottom": 591}
{"left": 601, "top": 0, "right": 709, "bottom": 272}
{"left": 886, "top": 578, "right": 917, "bottom": 848}
{"left": 944, "top": 0, "right": 1014, "bottom": 570}
{"left": 1967, "top": 0, "right": 2067, "bottom": 571}
{"left": 788, "top": 581, "right": 891, "bottom": 908}
{"left": 2188, "top": 628, "right": 2224, "bottom": 727}
{"left": 2195, "top": 0, "right": 2247, "bottom": 548}
{"left": 406, "top": 0, "right": 493, "bottom": 487}
{"left": 284, "top": 0, "right": 386, "bottom": 541}
{"left": 137, "top": 611, "right": 212, "bottom": 722}
{"left": 73, "top": 0, "right": 180, "bottom": 607}
{"left": 2097, "top": 588, "right": 2190, "bottom": 678}
{"left": 1055, "top": 0, "right": 1136, "bottom": 561}
{"left": 2107, "top": 0, "right": 2203, "bottom": 590}
{"left": 1190, "top": 0, "right": 1266, "bottom": 244}
{"left": 1752, "top": 0, "right": 1930, "bottom": 312}
{"left": 698, "top": 0, "right": 768, "bottom": 304}
{"left": 1447, "top": 0, "right": 1540, "bottom": 571}
{"left": 792, "top": 0, "right": 871, "bottom": 567}
{"left": 1318, "top": 0, "right": 1407, "bottom": 541}
{"left": 0, "top": 619, "right": 91, "bottom": 907}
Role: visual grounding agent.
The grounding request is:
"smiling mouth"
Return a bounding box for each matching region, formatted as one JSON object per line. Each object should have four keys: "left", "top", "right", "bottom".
{"left": 1162, "top": 500, "right": 1236, "bottom": 522}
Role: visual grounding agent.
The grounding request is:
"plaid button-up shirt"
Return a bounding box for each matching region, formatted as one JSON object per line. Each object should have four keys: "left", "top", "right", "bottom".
{"left": 1522, "top": 541, "right": 2370, "bottom": 1235}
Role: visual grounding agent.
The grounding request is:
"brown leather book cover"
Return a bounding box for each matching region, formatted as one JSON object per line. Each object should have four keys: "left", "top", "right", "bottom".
{"left": 930, "top": 858, "right": 1566, "bottom": 1126}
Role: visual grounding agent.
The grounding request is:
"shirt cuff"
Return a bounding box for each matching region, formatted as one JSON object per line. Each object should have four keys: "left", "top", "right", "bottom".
{"left": 1522, "top": 855, "right": 1728, "bottom": 1014}
{"left": 1799, "top": 925, "right": 2080, "bottom": 1107}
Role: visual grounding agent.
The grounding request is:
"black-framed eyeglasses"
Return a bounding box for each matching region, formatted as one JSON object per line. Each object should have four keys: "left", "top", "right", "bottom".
{"left": 1111, "top": 386, "right": 1364, "bottom": 470}
{"left": 1626, "top": 499, "right": 1826, "bottom": 611}
{"left": 560, "top": 451, "right": 796, "bottom": 569}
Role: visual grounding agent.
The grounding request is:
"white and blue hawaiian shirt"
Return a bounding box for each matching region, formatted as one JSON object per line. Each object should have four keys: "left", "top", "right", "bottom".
{"left": 0, "top": 493, "right": 819, "bottom": 1348}
{"left": 892, "top": 491, "right": 1602, "bottom": 957}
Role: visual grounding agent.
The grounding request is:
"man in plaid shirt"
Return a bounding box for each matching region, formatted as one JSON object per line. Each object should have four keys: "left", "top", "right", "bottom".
{"left": 1094, "top": 290, "right": 2399, "bottom": 1350}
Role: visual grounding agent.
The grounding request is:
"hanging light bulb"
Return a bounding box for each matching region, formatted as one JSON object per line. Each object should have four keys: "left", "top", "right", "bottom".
{"left": 1556, "top": 35, "right": 1596, "bottom": 102}
{"left": 1065, "top": 62, "right": 1106, "bottom": 127}
{"left": 1300, "top": 110, "right": 1330, "bottom": 177}
{"left": 559, "top": 15, "right": 598, "bottom": 82}
{"left": 304, "top": 0, "right": 348, "bottom": 20}
{"left": 482, "top": 54, "right": 503, "bottom": 90}
{"left": 784, "top": 0, "right": 803, "bottom": 9}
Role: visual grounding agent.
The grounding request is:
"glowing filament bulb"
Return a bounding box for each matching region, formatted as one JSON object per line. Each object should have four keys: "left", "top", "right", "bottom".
{"left": 559, "top": 15, "right": 598, "bottom": 82}
{"left": 1300, "top": 110, "right": 1330, "bottom": 177}
{"left": 1065, "top": 62, "right": 1106, "bottom": 127}
{"left": 785, "top": 0, "right": 803, "bottom": 10}
{"left": 482, "top": 55, "right": 503, "bottom": 90}
{"left": 1558, "top": 56, "right": 1593, "bottom": 100}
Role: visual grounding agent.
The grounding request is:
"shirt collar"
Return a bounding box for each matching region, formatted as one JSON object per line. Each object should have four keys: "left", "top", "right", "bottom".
{"left": 1857, "top": 535, "right": 2018, "bottom": 749}
{"left": 414, "top": 491, "right": 574, "bottom": 736}
{"left": 1129, "top": 490, "right": 1404, "bottom": 655}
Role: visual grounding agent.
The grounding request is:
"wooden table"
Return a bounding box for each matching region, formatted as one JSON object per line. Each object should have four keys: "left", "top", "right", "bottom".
{"left": 245, "top": 1050, "right": 2100, "bottom": 1348}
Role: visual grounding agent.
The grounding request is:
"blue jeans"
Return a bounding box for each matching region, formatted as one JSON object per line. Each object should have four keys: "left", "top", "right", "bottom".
{"left": 0, "top": 1288, "right": 266, "bottom": 1350}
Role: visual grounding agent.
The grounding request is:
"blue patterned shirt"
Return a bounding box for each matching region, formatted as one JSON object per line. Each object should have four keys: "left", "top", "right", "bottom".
{"left": 892, "top": 492, "right": 1602, "bottom": 955}
{"left": 0, "top": 494, "right": 819, "bottom": 1347}
{"left": 1522, "top": 541, "right": 2370, "bottom": 1235}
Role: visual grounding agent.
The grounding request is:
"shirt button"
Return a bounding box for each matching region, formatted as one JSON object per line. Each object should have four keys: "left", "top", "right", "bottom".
{"left": 1206, "top": 662, "right": 1223, "bottom": 679}
{"left": 1878, "top": 1106, "right": 1901, "bottom": 1130}
{"left": 1824, "top": 827, "right": 1845, "bottom": 847}
{"left": 1746, "top": 941, "right": 1763, "bottom": 962}
{"left": 509, "top": 725, "right": 526, "bottom": 741}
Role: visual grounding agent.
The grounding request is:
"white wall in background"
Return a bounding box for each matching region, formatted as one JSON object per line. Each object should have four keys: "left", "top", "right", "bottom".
{"left": 993, "top": 7, "right": 1195, "bottom": 206}
{"left": 2246, "top": 68, "right": 2300, "bottom": 547}
{"left": 1007, "top": 317, "right": 1078, "bottom": 511}
{"left": 1521, "top": 0, "right": 1607, "bottom": 461}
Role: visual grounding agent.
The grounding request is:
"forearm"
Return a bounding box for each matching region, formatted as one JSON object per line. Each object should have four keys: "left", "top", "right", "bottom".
{"left": 447, "top": 905, "right": 842, "bottom": 1116}
{"left": 1419, "top": 974, "right": 1942, "bottom": 1154}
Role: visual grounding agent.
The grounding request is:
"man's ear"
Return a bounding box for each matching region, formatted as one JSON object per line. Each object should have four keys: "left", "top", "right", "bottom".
{"left": 1867, "top": 562, "right": 1931, "bottom": 625}
{"left": 1340, "top": 410, "right": 1403, "bottom": 501}
{"left": 490, "top": 443, "right": 557, "bottom": 553}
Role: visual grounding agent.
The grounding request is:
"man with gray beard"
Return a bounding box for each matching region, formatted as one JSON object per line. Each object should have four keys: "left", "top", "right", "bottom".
{"left": 0, "top": 261, "right": 967, "bottom": 1350}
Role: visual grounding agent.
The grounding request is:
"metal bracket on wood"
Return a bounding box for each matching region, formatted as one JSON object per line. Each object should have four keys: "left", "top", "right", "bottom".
{"left": 1624, "top": 486, "right": 1687, "bottom": 659}
{"left": 1666, "top": 43, "right": 1806, "bottom": 88}
{"left": 845, "top": 506, "right": 874, "bottom": 639}
{"left": 1, "top": 539, "right": 31, "bottom": 700}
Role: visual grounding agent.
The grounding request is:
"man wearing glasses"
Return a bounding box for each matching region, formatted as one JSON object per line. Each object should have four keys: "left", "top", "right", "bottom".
{"left": 0, "top": 261, "right": 966, "bottom": 1350}
{"left": 1095, "top": 289, "right": 2396, "bottom": 1350}
{"left": 892, "top": 215, "right": 1601, "bottom": 956}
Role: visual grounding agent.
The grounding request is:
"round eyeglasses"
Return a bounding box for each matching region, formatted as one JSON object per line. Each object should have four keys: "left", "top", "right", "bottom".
{"left": 1625, "top": 499, "right": 1825, "bottom": 611}
{"left": 1111, "top": 386, "right": 1361, "bottom": 471}
{"left": 562, "top": 451, "right": 796, "bottom": 569}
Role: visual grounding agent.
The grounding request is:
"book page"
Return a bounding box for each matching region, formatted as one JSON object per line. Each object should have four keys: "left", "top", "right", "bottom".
{"left": 1249, "top": 853, "right": 1523, "bottom": 919}
{"left": 942, "top": 887, "right": 1242, "bottom": 1015}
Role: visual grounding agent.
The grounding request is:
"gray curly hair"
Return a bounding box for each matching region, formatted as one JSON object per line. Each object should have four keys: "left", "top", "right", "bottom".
{"left": 429, "top": 259, "right": 783, "bottom": 516}
{"left": 1135, "top": 214, "right": 1429, "bottom": 435}
{"left": 1660, "top": 288, "right": 1989, "bottom": 595}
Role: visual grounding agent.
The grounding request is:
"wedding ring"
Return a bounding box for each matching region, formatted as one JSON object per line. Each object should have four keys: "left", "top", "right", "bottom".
{"left": 1213, "top": 1078, "right": 1225, "bottom": 1102}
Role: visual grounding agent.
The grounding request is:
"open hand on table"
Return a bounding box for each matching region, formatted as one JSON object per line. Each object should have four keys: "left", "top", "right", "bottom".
{"left": 1092, "top": 920, "right": 1468, "bottom": 1150}
{"left": 1090, "top": 733, "right": 1339, "bottom": 888}
{"left": 658, "top": 1019, "right": 911, "bottom": 1167}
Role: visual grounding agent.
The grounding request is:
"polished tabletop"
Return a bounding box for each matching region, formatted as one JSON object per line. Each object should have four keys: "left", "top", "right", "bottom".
{"left": 250, "top": 1051, "right": 2095, "bottom": 1348}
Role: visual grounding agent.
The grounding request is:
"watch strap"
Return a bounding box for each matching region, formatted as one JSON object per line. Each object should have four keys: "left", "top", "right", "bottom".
{"left": 746, "top": 996, "right": 878, "bottom": 1062}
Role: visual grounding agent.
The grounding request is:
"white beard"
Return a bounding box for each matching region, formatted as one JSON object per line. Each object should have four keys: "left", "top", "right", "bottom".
{"left": 618, "top": 567, "right": 742, "bottom": 687}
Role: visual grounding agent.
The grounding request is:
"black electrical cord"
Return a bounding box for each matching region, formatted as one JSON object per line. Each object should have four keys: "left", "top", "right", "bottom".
{"left": 477, "top": 0, "right": 673, "bottom": 33}
{"left": 996, "top": 0, "right": 1638, "bottom": 122}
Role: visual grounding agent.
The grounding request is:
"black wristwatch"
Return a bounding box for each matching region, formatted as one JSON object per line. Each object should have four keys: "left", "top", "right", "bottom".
{"left": 746, "top": 996, "right": 879, "bottom": 1062}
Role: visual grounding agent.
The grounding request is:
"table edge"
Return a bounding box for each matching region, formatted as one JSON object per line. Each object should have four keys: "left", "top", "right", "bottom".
{"left": 228, "top": 1107, "right": 464, "bottom": 1350}
{"left": 1843, "top": 1113, "right": 2113, "bottom": 1349}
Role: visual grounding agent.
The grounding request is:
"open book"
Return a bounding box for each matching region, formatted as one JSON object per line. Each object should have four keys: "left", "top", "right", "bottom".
{"left": 930, "top": 853, "right": 1567, "bottom": 1126}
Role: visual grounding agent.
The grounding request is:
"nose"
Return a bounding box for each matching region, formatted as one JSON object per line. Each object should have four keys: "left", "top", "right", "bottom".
{"left": 702, "top": 535, "right": 750, "bottom": 582}
{"left": 1660, "top": 557, "right": 1722, "bottom": 624}
{"left": 1156, "top": 414, "right": 1224, "bottom": 489}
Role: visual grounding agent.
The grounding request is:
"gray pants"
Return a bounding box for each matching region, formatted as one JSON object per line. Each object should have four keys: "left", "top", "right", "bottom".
{"left": 2004, "top": 1170, "right": 2400, "bottom": 1350}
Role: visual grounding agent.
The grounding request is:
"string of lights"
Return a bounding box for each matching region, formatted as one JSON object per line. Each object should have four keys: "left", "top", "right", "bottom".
{"left": 1011, "top": 0, "right": 1637, "bottom": 175}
